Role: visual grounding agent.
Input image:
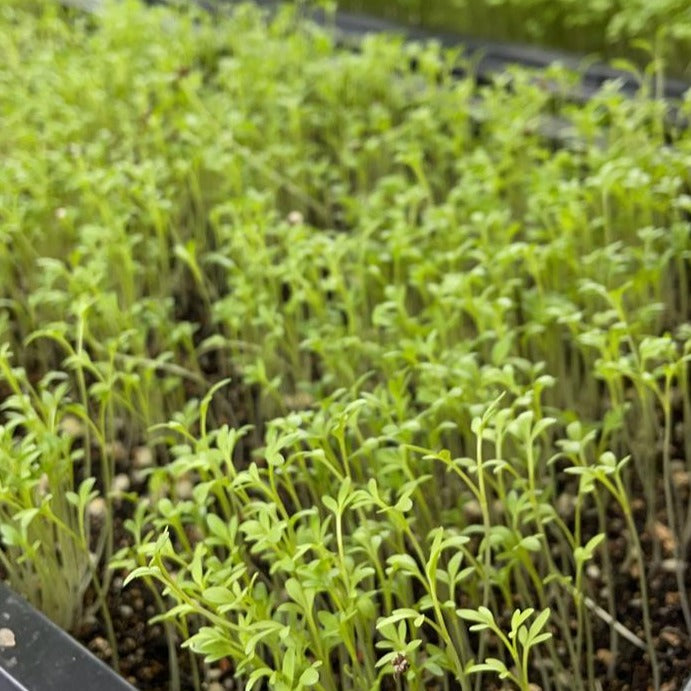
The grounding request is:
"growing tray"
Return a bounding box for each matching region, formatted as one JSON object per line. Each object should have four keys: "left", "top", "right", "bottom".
{"left": 14, "top": 3, "right": 688, "bottom": 689}
{"left": 0, "top": 582, "right": 136, "bottom": 691}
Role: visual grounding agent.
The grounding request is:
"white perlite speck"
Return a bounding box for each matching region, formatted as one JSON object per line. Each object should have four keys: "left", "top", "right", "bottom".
{"left": 0, "top": 628, "right": 16, "bottom": 647}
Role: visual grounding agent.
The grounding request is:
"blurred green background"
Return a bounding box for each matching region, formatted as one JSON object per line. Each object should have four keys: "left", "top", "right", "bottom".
{"left": 333, "top": 0, "right": 691, "bottom": 79}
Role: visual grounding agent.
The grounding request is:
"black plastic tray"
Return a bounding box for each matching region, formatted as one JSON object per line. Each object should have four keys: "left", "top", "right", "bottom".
{"left": 0, "top": 582, "right": 136, "bottom": 691}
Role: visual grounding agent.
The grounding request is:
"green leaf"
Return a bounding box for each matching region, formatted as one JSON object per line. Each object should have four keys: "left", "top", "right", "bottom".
{"left": 190, "top": 542, "right": 206, "bottom": 587}
{"left": 527, "top": 607, "right": 551, "bottom": 643}
{"left": 377, "top": 608, "right": 423, "bottom": 630}
{"left": 0, "top": 524, "right": 22, "bottom": 548}
{"left": 393, "top": 494, "right": 413, "bottom": 513}
{"left": 245, "top": 667, "right": 272, "bottom": 691}
{"left": 530, "top": 632, "right": 552, "bottom": 646}
{"left": 202, "top": 587, "right": 236, "bottom": 606}
{"left": 467, "top": 657, "right": 508, "bottom": 675}
{"left": 244, "top": 622, "right": 283, "bottom": 657}
{"left": 584, "top": 533, "right": 605, "bottom": 555}
{"left": 322, "top": 495, "right": 338, "bottom": 514}
{"left": 188, "top": 627, "right": 234, "bottom": 663}
{"left": 387, "top": 553, "right": 421, "bottom": 576}
{"left": 282, "top": 646, "right": 296, "bottom": 684}
{"left": 337, "top": 475, "right": 352, "bottom": 507}
{"left": 518, "top": 535, "right": 542, "bottom": 552}
{"left": 285, "top": 578, "right": 305, "bottom": 606}
{"left": 123, "top": 565, "right": 161, "bottom": 587}
{"left": 532, "top": 416, "right": 556, "bottom": 439}
{"left": 457, "top": 606, "right": 494, "bottom": 626}
{"left": 298, "top": 666, "right": 320, "bottom": 686}
{"left": 510, "top": 608, "right": 534, "bottom": 633}
{"left": 15, "top": 508, "right": 39, "bottom": 532}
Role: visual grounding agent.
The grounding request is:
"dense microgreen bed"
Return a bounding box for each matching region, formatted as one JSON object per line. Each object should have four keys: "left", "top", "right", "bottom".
{"left": 1, "top": 1, "right": 690, "bottom": 689}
